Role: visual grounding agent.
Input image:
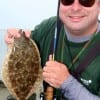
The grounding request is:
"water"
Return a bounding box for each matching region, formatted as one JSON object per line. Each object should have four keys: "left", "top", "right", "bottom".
{"left": 0, "top": 30, "right": 7, "bottom": 80}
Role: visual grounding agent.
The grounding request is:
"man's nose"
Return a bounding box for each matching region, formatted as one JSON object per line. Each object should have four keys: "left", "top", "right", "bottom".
{"left": 71, "top": 0, "right": 82, "bottom": 11}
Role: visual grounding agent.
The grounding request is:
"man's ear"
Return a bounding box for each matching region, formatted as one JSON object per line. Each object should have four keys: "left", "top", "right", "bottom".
{"left": 98, "top": 1, "right": 100, "bottom": 20}
{"left": 98, "top": 14, "right": 100, "bottom": 21}
{"left": 98, "top": 1, "right": 100, "bottom": 21}
{"left": 98, "top": 1, "right": 100, "bottom": 12}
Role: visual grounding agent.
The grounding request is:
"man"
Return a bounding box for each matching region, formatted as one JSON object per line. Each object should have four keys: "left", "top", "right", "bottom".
{"left": 5, "top": 0, "right": 100, "bottom": 99}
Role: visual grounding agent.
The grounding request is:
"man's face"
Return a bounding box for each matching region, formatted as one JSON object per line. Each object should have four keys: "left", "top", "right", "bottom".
{"left": 59, "top": 0, "right": 100, "bottom": 35}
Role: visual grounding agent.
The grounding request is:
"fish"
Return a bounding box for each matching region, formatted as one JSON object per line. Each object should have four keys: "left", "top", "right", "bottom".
{"left": 2, "top": 30, "right": 43, "bottom": 100}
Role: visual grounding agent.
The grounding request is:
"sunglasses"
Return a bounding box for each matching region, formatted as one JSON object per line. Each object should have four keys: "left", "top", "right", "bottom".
{"left": 60, "top": 0, "right": 95, "bottom": 7}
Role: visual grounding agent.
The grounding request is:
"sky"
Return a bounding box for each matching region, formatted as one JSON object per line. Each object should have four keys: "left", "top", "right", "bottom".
{"left": 0, "top": 0, "right": 57, "bottom": 30}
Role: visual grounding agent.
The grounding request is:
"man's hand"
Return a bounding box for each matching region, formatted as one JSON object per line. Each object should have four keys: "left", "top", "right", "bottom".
{"left": 43, "top": 57, "right": 70, "bottom": 88}
{"left": 5, "top": 28, "right": 31, "bottom": 45}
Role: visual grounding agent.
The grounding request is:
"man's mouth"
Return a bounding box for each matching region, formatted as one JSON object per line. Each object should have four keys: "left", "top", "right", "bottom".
{"left": 69, "top": 16, "right": 84, "bottom": 22}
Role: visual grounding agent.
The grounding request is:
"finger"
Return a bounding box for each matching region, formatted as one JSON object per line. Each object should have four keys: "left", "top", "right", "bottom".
{"left": 43, "top": 66, "right": 55, "bottom": 73}
{"left": 47, "top": 80, "right": 54, "bottom": 87}
{"left": 44, "top": 77, "right": 57, "bottom": 88}
{"left": 43, "top": 74, "right": 54, "bottom": 85}
{"left": 43, "top": 70, "right": 51, "bottom": 78}
{"left": 7, "top": 29, "right": 21, "bottom": 38}
{"left": 24, "top": 30, "right": 31, "bottom": 38}
{"left": 5, "top": 28, "right": 21, "bottom": 45}
{"left": 5, "top": 33, "right": 13, "bottom": 45}
{"left": 49, "top": 54, "right": 53, "bottom": 61}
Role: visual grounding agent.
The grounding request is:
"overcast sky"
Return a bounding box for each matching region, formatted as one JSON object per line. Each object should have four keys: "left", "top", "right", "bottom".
{"left": 0, "top": 0, "right": 57, "bottom": 30}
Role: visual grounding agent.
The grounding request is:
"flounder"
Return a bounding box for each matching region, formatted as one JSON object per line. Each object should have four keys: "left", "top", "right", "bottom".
{"left": 2, "top": 30, "right": 43, "bottom": 100}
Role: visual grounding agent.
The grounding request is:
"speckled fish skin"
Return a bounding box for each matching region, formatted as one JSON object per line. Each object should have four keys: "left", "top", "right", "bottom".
{"left": 2, "top": 30, "right": 43, "bottom": 100}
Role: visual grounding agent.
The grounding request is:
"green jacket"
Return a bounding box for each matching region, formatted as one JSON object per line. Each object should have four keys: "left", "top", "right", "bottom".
{"left": 31, "top": 16, "right": 100, "bottom": 99}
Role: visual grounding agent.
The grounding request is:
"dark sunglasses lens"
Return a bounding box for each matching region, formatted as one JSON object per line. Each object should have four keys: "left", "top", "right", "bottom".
{"left": 61, "top": 0, "right": 95, "bottom": 7}
{"left": 61, "top": 0, "right": 74, "bottom": 5}
{"left": 80, "top": 0, "right": 95, "bottom": 7}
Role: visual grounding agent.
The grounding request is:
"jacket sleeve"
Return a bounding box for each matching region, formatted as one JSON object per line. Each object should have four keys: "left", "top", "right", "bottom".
{"left": 60, "top": 75, "right": 100, "bottom": 100}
